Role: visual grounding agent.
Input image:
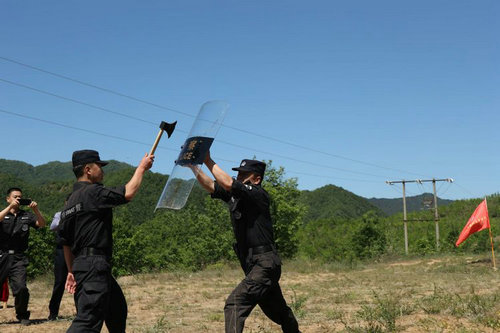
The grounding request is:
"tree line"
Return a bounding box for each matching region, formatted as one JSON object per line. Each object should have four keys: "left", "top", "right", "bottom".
{"left": 0, "top": 160, "right": 497, "bottom": 278}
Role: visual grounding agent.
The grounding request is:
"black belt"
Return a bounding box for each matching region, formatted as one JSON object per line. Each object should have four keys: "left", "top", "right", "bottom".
{"left": 0, "top": 249, "right": 20, "bottom": 255}
{"left": 77, "top": 247, "right": 106, "bottom": 257}
{"left": 250, "top": 244, "right": 274, "bottom": 255}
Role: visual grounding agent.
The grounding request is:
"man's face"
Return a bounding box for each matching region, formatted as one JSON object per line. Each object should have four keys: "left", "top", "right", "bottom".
{"left": 87, "top": 163, "right": 104, "bottom": 183}
{"left": 6, "top": 190, "right": 22, "bottom": 205}
{"left": 237, "top": 171, "right": 261, "bottom": 185}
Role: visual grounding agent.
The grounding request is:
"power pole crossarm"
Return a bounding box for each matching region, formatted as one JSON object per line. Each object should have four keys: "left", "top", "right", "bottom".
{"left": 386, "top": 177, "right": 453, "bottom": 254}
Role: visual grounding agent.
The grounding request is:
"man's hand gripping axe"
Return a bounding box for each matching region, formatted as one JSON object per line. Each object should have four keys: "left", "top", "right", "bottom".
{"left": 150, "top": 121, "right": 177, "bottom": 155}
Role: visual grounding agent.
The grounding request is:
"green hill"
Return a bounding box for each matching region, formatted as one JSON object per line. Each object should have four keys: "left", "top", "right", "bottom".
{"left": 299, "top": 184, "right": 383, "bottom": 222}
{"left": 367, "top": 193, "right": 454, "bottom": 216}
{"left": 1, "top": 158, "right": 496, "bottom": 279}
{"left": 0, "top": 158, "right": 131, "bottom": 185}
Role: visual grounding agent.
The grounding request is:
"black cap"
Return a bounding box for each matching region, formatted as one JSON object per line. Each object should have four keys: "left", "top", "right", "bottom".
{"left": 232, "top": 159, "right": 266, "bottom": 176}
{"left": 72, "top": 150, "right": 109, "bottom": 167}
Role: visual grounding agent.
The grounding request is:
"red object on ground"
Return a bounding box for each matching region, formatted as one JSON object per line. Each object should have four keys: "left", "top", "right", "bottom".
{"left": 0, "top": 279, "right": 8, "bottom": 302}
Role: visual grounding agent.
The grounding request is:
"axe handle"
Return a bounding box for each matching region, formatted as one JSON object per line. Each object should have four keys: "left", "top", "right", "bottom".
{"left": 150, "top": 129, "right": 164, "bottom": 155}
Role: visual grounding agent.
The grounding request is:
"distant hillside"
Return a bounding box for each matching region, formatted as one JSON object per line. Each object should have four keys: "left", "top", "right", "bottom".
{"left": 300, "top": 184, "right": 383, "bottom": 222}
{"left": 368, "top": 193, "right": 454, "bottom": 216}
{"left": 0, "top": 158, "right": 132, "bottom": 184}
{"left": 0, "top": 159, "right": 207, "bottom": 223}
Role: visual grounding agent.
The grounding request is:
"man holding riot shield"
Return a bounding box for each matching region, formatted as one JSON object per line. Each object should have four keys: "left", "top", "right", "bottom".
{"left": 193, "top": 151, "right": 300, "bottom": 333}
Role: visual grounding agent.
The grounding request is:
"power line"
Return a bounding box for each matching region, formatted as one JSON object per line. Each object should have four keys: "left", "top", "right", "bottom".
{"left": 0, "top": 78, "right": 392, "bottom": 179}
{"left": 0, "top": 107, "right": 392, "bottom": 182}
{"left": 0, "top": 55, "right": 429, "bottom": 179}
{"left": 453, "top": 181, "right": 478, "bottom": 198}
{"left": 0, "top": 108, "right": 178, "bottom": 153}
{"left": 0, "top": 78, "right": 160, "bottom": 127}
{"left": 285, "top": 170, "right": 380, "bottom": 183}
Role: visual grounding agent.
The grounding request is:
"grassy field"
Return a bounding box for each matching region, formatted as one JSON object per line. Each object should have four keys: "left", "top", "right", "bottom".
{"left": 0, "top": 254, "right": 499, "bottom": 332}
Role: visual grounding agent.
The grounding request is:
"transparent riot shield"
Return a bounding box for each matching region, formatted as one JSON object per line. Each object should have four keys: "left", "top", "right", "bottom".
{"left": 155, "top": 100, "right": 229, "bottom": 210}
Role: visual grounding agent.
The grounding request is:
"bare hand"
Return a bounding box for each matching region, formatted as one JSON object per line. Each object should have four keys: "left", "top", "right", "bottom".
{"left": 29, "top": 201, "right": 38, "bottom": 210}
{"left": 139, "top": 153, "right": 155, "bottom": 171}
{"left": 65, "top": 272, "right": 77, "bottom": 294}
{"left": 9, "top": 198, "right": 20, "bottom": 209}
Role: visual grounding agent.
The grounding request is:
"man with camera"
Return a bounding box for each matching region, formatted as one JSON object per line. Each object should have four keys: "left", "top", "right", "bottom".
{"left": 0, "top": 187, "right": 46, "bottom": 325}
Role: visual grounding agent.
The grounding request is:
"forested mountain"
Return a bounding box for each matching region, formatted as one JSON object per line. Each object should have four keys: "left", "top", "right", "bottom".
{"left": 0, "top": 158, "right": 496, "bottom": 278}
{"left": 300, "top": 184, "right": 383, "bottom": 222}
{"left": 0, "top": 158, "right": 131, "bottom": 185}
{"left": 0, "top": 159, "right": 381, "bottom": 222}
{"left": 0, "top": 159, "right": 206, "bottom": 224}
{"left": 368, "top": 194, "right": 454, "bottom": 216}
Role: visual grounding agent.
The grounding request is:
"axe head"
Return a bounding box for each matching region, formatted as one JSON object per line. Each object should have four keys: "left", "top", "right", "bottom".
{"left": 160, "top": 121, "right": 177, "bottom": 138}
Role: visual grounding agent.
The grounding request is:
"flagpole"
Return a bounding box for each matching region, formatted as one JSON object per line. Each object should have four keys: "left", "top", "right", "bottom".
{"left": 485, "top": 198, "right": 497, "bottom": 270}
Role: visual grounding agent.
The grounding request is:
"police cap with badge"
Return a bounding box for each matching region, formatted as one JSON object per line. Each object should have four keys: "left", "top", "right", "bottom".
{"left": 232, "top": 159, "right": 266, "bottom": 177}
{"left": 72, "top": 150, "right": 109, "bottom": 167}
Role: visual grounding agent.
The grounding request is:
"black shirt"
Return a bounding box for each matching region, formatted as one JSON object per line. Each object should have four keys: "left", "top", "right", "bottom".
{"left": 58, "top": 181, "right": 128, "bottom": 258}
{"left": 211, "top": 180, "right": 274, "bottom": 250}
{"left": 0, "top": 209, "right": 38, "bottom": 252}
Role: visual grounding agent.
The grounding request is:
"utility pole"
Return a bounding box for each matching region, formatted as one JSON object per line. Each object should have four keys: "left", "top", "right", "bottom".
{"left": 402, "top": 181, "right": 408, "bottom": 255}
{"left": 432, "top": 179, "right": 440, "bottom": 250}
{"left": 386, "top": 178, "right": 453, "bottom": 254}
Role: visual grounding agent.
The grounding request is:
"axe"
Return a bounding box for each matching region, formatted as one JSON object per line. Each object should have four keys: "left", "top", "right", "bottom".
{"left": 150, "top": 121, "right": 177, "bottom": 155}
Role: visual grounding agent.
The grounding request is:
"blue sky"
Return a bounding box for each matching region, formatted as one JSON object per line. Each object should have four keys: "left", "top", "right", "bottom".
{"left": 1, "top": 1, "right": 498, "bottom": 200}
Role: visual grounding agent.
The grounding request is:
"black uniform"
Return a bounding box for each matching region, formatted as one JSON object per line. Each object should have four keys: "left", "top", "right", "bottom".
{"left": 48, "top": 211, "right": 70, "bottom": 320}
{"left": 212, "top": 180, "right": 300, "bottom": 333}
{"left": 0, "top": 209, "right": 38, "bottom": 321}
{"left": 59, "top": 181, "right": 128, "bottom": 333}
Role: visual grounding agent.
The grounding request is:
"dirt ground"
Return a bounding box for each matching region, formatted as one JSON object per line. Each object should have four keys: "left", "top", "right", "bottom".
{"left": 0, "top": 255, "right": 499, "bottom": 332}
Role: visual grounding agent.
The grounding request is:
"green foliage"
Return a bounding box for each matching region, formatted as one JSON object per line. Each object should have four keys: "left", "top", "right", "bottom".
{"left": 2, "top": 158, "right": 499, "bottom": 279}
{"left": 264, "top": 161, "right": 306, "bottom": 258}
{"left": 351, "top": 291, "right": 414, "bottom": 332}
{"left": 351, "top": 212, "right": 387, "bottom": 259}
{"left": 419, "top": 285, "right": 500, "bottom": 329}
{"left": 297, "top": 217, "right": 354, "bottom": 263}
{"left": 27, "top": 223, "right": 56, "bottom": 278}
{"left": 298, "top": 211, "right": 386, "bottom": 263}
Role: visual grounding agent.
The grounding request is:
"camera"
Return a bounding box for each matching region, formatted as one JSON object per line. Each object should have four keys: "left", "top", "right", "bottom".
{"left": 18, "top": 198, "right": 32, "bottom": 206}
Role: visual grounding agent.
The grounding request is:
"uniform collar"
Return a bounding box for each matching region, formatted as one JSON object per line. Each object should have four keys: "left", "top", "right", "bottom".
{"left": 73, "top": 181, "right": 102, "bottom": 190}
{"left": 6, "top": 209, "right": 26, "bottom": 217}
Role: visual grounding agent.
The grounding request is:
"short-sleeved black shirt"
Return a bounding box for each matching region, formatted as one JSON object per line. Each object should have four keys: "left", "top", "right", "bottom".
{"left": 58, "top": 181, "right": 128, "bottom": 258}
{"left": 211, "top": 180, "right": 274, "bottom": 251}
{"left": 0, "top": 209, "right": 38, "bottom": 252}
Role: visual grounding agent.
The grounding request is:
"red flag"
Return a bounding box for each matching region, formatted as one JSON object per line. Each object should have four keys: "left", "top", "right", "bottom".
{"left": 456, "top": 199, "right": 490, "bottom": 246}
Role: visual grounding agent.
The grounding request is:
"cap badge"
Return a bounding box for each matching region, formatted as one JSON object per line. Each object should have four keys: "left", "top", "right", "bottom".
{"left": 241, "top": 161, "right": 246, "bottom": 166}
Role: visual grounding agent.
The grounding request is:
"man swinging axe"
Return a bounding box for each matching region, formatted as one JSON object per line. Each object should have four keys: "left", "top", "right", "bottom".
{"left": 58, "top": 120, "right": 175, "bottom": 333}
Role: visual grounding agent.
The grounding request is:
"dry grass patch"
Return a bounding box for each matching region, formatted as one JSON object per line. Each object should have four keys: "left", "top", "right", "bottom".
{"left": 0, "top": 254, "right": 498, "bottom": 332}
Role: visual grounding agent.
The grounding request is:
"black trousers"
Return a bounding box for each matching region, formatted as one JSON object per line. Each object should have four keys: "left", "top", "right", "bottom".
{"left": 0, "top": 253, "right": 30, "bottom": 320}
{"left": 67, "top": 255, "right": 127, "bottom": 333}
{"left": 225, "top": 251, "right": 300, "bottom": 333}
{"left": 48, "top": 247, "right": 68, "bottom": 317}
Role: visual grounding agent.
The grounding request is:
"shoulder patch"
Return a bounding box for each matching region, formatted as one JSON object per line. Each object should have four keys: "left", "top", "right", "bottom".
{"left": 61, "top": 203, "right": 83, "bottom": 219}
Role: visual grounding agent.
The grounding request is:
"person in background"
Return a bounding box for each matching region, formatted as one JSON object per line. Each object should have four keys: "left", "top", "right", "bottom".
{"left": 48, "top": 205, "right": 69, "bottom": 321}
{"left": 0, "top": 187, "right": 46, "bottom": 325}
